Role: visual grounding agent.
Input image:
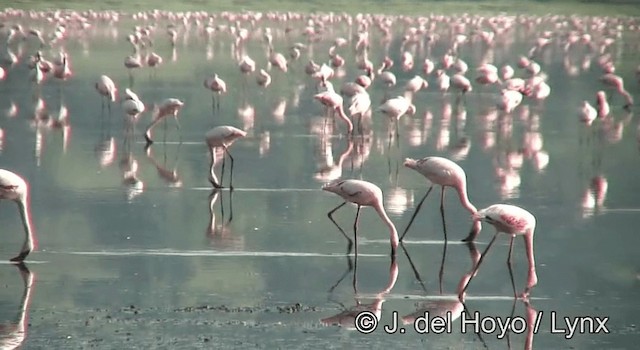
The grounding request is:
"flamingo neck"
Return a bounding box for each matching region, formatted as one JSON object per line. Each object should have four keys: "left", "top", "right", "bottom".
{"left": 335, "top": 106, "right": 353, "bottom": 134}
{"left": 457, "top": 182, "right": 482, "bottom": 241}
{"left": 209, "top": 148, "right": 220, "bottom": 187}
{"left": 17, "top": 195, "right": 36, "bottom": 252}
{"left": 456, "top": 182, "right": 477, "bottom": 215}
{"left": 374, "top": 203, "right": 399, "bottom": 251}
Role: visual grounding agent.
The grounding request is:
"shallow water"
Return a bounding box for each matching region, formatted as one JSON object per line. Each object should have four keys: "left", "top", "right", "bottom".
{"left": 1, "top": 11, "right": 640, "bottom": 349}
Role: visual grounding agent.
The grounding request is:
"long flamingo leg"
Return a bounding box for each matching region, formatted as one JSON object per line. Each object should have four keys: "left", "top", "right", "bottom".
{"left": 327, "top": 202, "right": 352, "bottom": 254}
{"left": 400, "top": 185, "right": 434, "bottom": 241}
{"left": 226, "top": 148, "right": 235, "bottom": 190}
{"left": 352, "top": 205, "right": 361, "bottom": 291}
{"left": 459, "top": 230, "right": 499, "bottom": 300}
{"left": 440, "top": 186, "right": 448, "bottom": 241}
{"left": 507, "top": 234, "right": 517, "bottom": 298}
{"left": 522, "top": 232, "right": 538, "bottom": 298}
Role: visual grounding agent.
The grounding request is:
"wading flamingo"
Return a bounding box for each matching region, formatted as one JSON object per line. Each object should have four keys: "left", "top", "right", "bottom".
{"left": 402, "top": 157, "right": 481, "bottom": 241}
{"left": 459, "top": 204, "right": 538, "bottom": 300}
{"left": 204, "top": 74, "right": 227, "bottom": 111}
{"left": 143, "top": 98, "right": 185, "bottom": 145}
{"left": 95, "top": 75, "right": 117, "bottom": 113}
{"left": 0, "top": 169, "right": 36, "bottom": 262}
{"left": 322, "top": 179, "right": 399, "bottom": 256}
{"left": 206, "top": 126, "right": 247, "bottom": 189}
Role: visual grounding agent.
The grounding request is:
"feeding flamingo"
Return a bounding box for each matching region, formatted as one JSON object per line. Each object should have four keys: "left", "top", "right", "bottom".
{"left": 206, "top": 126, "right": 247, "bottom": 189}
{"left": 0, "top": 169, "right": 36, "bottom": 262}
{"left": 95, "top": 75, "right": 117, "bottom": 113}
{"left": 322, "top": 179, "right": 399, "bottom": 256}
{"left": 459, "top": 204, "right": 538, "bottom": 300}
{"left": 401, "top": 157, "right": 481, "bottom": 242}
{"left": 143, "top": 98, "right": 185, "bottom": 145}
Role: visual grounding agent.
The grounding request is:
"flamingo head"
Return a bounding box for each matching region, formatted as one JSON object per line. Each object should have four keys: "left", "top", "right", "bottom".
{"left": 407, "top": 103, "right": 417, "bottom": 116}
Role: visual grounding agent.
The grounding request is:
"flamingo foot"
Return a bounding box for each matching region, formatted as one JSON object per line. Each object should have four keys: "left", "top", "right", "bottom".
{"left": 144, "top": 134, "right": 154, "bottom": 145}
{"left": 10, "top": 251, "right": 30, "bottom": 262}
{"left": 209, "top": 179, "right": 224, "bottom": 189}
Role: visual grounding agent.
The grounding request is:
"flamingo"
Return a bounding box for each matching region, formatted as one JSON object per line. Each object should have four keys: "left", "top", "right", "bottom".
{"left": 121, "top": 88, "right": 145, "bottom": 122}
{"left": 206, "top": 126, "right": 247, "bottom": 189}
{"left": 204, "top": 74, "right": 226, "bottom": 110}
{"left": 579, "top": 101, "right": 597, "bottom": 125}
{"left": 146, "top": 52, "right": 163, "bottom": 76}
{"left": 348, "top": 90, "right": 371, "bottom": 134}
{"left": 377, "top": 96, "right": 416, "bottom": 140}
{"left": 314, "top": 85, "right": 353, "bottom": 134}
{"left": 322, "top": 179, "right": 399, "bottom": 256}
{"left": 401, "top": 157, "right": 481, "bottom": 242}
{"left": 0, "top": 169, "right": 36, "bottom": 262}
{"left": 143, "top": 98, "right": 185, "bottom": 145}
{"left": 95, "top": 75, "right": 117, "bottom": 112}
{"left": 256, "top": 69, "right": 271, "bottom": 88}
{"left": 600, "top": 73, "right": 633, "bottom": 109}
{"left": 596, "top": 91, "right": 610, "bottom": 118}
{"left": 459, "top": 204, "right": 538, "bottom": 300}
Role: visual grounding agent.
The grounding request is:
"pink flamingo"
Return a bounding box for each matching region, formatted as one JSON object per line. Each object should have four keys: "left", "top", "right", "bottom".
{"left": 377, "top": 96, "right": 416, "bottom": 141}
{"left": 579, "top": 101, "right": 597, "bottom": 125}
{"left": 206, "top": 126, "right": 247, "bottom": 189}
{"left": 459, "top": 204, "right": 538, "bottom": 300}
{"left": 314, "top": 86, "right": 353, "bottom": 134}
{"left": 322, "top": 179, "right": 399, "bottom": 256}
{"left": 600, "top": 73, "right": 633, "bottom": 109}
{"left": 0, "top": 169, "right": 36, "bottom": 262}
{"left": 95, "top": 75, "right": 117, "bottom": 113}
{"left": 402, "top": 157, "right": 481, "bottom": 242}
{"left": 596, "top": 91, "right": 610, "bottom": 118}
{"left": 144, "top": 98, "right": 185, "bottom": 145}
{"left": 256, "top": 69, "right": 271, "bottom": 88}
{"left": 121, "top": 88, "right": 145, "bottom": 122}
{"left": 204, "top": 74, "right": 226, "bottom": 110}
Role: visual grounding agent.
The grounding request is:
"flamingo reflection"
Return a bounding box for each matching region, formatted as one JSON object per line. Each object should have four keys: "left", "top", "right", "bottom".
{"left": 401, "top": 242, "right": 480, "bottom": 325}
{"left": 145, "top": 146, "right": 183, "bottom": 188}
{"left": 206, "top": 189, "right": 243, "bottom": 250}
{"left": 0, "top": 263, "right": 36, "bottom": 350}
{"left": 321, "top": 257, "right": 398, "bottom": 329}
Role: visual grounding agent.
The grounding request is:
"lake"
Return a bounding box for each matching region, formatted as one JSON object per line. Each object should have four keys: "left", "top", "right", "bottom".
{"left": 0, "top": 9, "right": 639, "bottom": 349}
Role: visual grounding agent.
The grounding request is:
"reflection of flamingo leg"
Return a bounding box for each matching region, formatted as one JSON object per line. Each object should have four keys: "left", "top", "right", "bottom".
{"left": 327, "top": 254, "right": 354, "bottom": 294}
{"left": 438, "top": 241, "right": 448, "bottom": 294}
{"left": 459, "top": 230, "right": 500, "bottom": 298}
{"left": 400, "top": 243, "right": 428, "bottom": 293}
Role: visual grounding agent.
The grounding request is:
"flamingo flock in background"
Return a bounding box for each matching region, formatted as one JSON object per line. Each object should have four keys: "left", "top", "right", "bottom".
{"left": 1, "top": 8, "right": 639, "bottom": 312}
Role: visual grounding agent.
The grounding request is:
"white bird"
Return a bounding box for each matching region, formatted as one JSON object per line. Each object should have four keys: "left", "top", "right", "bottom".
{"left": 122, "top": 88, "right": 145, "bottom": 120}
{"left": 206, "top": 126, "right": 247, "bottom": 189}
{"left": 144, "top": 98, "right": 185, "bottom": 144}
{"left": 95, "top": 75, "right": 117, "bottom": 112}
{"left": 0, "top": 169, "right": 36, "bottom": 262}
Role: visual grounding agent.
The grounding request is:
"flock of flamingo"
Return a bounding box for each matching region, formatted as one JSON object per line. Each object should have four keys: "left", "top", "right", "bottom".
{"left": 0, "top": 7, "right": 638, "bottom": 313}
